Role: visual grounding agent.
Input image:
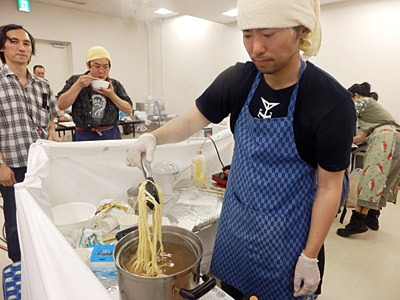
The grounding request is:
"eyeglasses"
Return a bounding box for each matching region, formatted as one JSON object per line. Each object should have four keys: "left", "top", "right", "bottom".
{"left": 91, "top": 64, "right": 110, "bottom": 71}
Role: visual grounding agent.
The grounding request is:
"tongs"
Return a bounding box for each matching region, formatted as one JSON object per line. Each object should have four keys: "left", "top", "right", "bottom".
{"left": 140, "top": 153, "right": 160, "bottom": 210}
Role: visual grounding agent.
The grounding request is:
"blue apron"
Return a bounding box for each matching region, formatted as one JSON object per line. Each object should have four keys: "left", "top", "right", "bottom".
{"left": 210, "top": 61, "right": 317, "bottom": 300}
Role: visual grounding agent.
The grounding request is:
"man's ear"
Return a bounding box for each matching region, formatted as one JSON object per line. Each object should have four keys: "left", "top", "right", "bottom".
{"left": 300, "top": 26, "right": 311, "bottom": 39}
{"left": 86, "top": 62, "right": 90, "bottom": 69}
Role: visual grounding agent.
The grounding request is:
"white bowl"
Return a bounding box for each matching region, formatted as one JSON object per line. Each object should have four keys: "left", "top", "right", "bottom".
{"left": 91, "top": 79, "right": 109, "bottom": 90}
{"left": 52, "top": 202, "right": 97, "bottom": 237}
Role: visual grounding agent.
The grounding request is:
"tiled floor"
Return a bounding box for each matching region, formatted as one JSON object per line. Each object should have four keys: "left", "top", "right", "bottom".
{"left": 0, "top": 142, "right": 399, "bottom": 299}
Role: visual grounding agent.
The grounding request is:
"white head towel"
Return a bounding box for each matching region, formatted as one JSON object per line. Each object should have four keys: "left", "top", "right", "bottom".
{"left": 237, "top": 0, "right": 322, "bottom": 57}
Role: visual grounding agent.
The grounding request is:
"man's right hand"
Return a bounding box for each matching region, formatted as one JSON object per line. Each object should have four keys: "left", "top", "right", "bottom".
{"left": 0, "top": 164, "right": 17, "bottom": 186}
{"left": 293, "top": 252, "right": 320, "bottom": 297}
{"left": 75, "top": 74, "right": 96, "bottom": 89}
{"left": 126, "top": 133, "right": 157, "bottom": 168}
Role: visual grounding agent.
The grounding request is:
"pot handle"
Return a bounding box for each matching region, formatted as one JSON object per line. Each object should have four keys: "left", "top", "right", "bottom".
{"left": 179, "top": 274, "right": 216, "bottom": 299}
{"left": 115, "top": 225, "right": 138, "bottom": 241}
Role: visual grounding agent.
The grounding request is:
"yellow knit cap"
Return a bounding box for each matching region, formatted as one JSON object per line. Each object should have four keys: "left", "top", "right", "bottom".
{"left": 237, "top": 0, "right": 321, "bottom": 58}
{"left": 85, "top": 46, "right": 111, "bottom": 63}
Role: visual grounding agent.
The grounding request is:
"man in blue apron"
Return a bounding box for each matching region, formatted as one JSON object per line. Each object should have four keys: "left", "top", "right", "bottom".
{"left": 126, "top": 0, "right": 356, "bottom": 299}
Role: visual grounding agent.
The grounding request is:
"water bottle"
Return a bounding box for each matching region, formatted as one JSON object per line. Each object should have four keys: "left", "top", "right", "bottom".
{"left": 191, "top": 150, "right": 206, "bottom": 185}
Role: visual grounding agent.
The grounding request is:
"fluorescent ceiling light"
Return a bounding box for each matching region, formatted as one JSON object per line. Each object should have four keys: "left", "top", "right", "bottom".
{"left": 221, "top": 8, "right": 237, "bottom": 17}
{"left": 154, "top": 8, "right": 173, "bottom": 15}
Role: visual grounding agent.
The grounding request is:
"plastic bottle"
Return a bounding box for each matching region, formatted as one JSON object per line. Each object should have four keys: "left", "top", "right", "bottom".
{"left": 59, "top": 110, "right": 66, "bottom": 122}
{"left": 191, "top": 150, "right": 206, "bottom": 185}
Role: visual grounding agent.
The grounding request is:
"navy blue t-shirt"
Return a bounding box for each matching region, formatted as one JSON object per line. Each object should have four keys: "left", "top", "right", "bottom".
{"left": 195, "top": 61, "right": 356, "bottom": 172}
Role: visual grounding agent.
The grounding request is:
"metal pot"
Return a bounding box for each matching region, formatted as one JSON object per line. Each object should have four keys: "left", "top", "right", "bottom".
{"left": 114, "top": 225, "right": 216, "bottom": 300}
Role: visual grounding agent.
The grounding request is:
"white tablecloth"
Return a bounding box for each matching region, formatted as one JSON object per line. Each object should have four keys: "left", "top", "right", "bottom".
{"left": 15, "top": 129, "right": 234, "bottom": 300}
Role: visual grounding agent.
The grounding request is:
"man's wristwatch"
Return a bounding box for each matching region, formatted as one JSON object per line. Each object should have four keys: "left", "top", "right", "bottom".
{"left": 0, "top": 159, "right": 4, "bottom": 166}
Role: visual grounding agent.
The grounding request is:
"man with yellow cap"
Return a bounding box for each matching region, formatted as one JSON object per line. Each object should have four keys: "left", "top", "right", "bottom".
{"left": 126, "top": 0, "right": 356, "bottom": 299}
{"left": 58, "top": 46, "right": 132, "bottom": 141}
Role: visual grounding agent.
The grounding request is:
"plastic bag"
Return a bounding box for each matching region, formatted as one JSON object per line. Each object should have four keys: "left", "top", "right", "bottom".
{"left": 71, "top": 228, "right": 103, "bottom": 248}
{"left": 347, "top": 168, "right": 363, "bottom": 207}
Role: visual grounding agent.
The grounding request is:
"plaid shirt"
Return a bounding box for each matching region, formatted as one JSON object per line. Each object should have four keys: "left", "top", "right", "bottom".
{"left": 57, "top": 72, "right": 132, "bottom": 129}
{"left": 0, "top": 64, "right": 60, "bottom": 167}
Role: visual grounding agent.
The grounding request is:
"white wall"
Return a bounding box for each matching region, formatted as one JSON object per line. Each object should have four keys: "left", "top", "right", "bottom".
{"left": 151, "top": 0, "right": 400, "bottom": 120}
{"left": 152, "top": 16, "right": 248, "bottom": 115}
{"left": 1, "top": 0, "right": 399, "bottom": 121}
{"left": 0, "top": 0, "right": 150, "bottom": 107}
{"left": 307, "top": 0, "right": 400, "bottom": 121}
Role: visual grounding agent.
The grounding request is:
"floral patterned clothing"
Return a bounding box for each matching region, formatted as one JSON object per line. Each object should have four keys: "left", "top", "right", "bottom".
{"left": 357, "top": 126, "right": 400, "bottom": 209}
{"left": 381, "top": 133, "right": 400, "bottom": 204}
{"left": 355, "top": 97, "right": 400, "bottom": 208}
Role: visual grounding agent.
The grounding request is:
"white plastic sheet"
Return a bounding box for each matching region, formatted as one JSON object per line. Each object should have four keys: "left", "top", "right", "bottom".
{"left": 15, "top": 186, "right": 112, "bottom": 300}
{"left": 15, "top": 129, "right": 234, "bottom": 300}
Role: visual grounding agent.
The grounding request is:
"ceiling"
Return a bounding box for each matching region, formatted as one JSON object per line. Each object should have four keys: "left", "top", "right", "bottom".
{"left": 31, "top": 0, "right": 350, "bottom": 24}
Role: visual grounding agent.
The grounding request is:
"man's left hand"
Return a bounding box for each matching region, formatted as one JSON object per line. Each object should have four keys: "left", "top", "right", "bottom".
{"left": 93, "top": 81, "right": 114, "bottom": 98}
{"left": 48, "top": 133, "right": 62, "bottom": 142}
{"left": 293, "top": 252, "right": 320, "bottom": 297}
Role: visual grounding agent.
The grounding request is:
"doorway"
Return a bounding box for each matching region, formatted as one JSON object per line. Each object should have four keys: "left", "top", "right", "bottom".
{"left": 29, "top": 39, "right": 73, "bottom": 96}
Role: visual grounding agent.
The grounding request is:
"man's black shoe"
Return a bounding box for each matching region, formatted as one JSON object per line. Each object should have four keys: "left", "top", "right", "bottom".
{"left": 337, "top": 210, "right": 368, "bottom": 237}
{"left": 365, "top": 209, "right": 380, "bottom": 230}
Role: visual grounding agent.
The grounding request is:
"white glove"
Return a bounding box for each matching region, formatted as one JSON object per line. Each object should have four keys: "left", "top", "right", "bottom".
{"left": 126, "top": 133, "right": 156, "bottom": 168}
{"left": 293, "top": 252, "right": 320, "bottom": 297}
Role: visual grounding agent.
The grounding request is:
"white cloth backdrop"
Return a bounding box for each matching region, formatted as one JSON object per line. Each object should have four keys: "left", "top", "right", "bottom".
{"left": 15, "top": 128, "right": 234, "bottom": 300}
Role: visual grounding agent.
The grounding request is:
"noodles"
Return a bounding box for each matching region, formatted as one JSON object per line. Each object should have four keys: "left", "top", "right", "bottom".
{"left": 128, "top": 180, "right": 165, "bottom": 277}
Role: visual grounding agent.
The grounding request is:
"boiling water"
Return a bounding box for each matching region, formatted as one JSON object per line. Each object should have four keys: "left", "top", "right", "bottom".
{"left": 123, "top": 241, "right": 197, "bottom": 276}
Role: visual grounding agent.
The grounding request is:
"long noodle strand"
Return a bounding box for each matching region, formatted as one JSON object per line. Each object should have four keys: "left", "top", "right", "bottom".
{"left": 128, "top": 180, "right": 165, "bottom": 277}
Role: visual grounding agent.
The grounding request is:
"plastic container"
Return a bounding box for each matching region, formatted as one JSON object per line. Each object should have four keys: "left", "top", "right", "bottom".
{"left": 191, "top": 150, "right": 206, "bottom": 185}
{"left": 98, "top": 216, "right": 119, "bottom": 234}
{"left": 74, "top": 248, "right": 92, "bottom": 264}
{"left": 58, "top": 110, "right": 66, "bottom": 122}
{"left": 153, "top": 161, "right": 180, "bottom": 196}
